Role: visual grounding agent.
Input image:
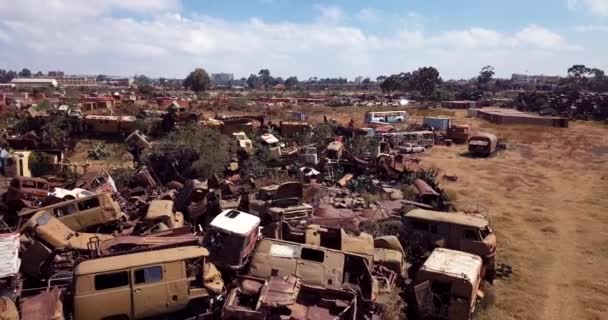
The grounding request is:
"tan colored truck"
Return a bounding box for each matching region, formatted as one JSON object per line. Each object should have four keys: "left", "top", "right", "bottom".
{"left": 411, "top": 248, "right": 484, "bottom": 320}
{"left": 73, "top": 246, "right": 224, "bottom": 320}
{"left": 468, "top": 132, "right": 498, "bottom": 157}
{"left": 403, "top": 209, "right": 497, "bottom": 281}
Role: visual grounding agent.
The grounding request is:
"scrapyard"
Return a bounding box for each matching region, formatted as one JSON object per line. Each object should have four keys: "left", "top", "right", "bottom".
{"left": 0, "top": 106, "right": 512, "bottom": 320}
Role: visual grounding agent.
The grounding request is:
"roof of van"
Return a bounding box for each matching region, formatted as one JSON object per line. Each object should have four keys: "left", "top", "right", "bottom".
{"left": 420, "top": 248, "right": 482, "bottom": 284}
{"left": 405, "top": 209, "right": 489, "bottom": 229}
{"left": 469, "top": 132, "right": 498, "bottom": 142}
{"left": 75, "top": 246, "right": 208, "bottom": 275}
{"left": 210, "top": 209, "right": 260, "bottom": 236}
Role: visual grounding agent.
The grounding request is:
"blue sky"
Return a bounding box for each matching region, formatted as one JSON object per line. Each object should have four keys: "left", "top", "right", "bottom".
{"left": 0, "top": 0, "right": 607, "bottom": 79}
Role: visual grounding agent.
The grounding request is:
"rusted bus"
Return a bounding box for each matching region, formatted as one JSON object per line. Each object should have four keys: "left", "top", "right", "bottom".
{"left": 83, "top": 115, "right": 137, "bottom": 135}
{"left": 222, "top": 275, "right": 357, "bottom": 320}
{"left": 279, "top": 121, "right": 313, "bottom": 140}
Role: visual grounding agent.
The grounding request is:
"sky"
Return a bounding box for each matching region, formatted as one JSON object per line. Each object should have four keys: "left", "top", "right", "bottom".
{"left": 0, "top": 0, "right": 608, "bottom": 80}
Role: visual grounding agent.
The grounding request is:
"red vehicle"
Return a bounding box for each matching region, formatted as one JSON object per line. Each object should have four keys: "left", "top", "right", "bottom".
{"left": 2, "top": 177, "right": 49, "bottom": 211}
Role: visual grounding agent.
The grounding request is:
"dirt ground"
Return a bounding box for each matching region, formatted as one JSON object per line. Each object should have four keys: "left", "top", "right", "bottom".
{"left": 328, "top": 107, "right": 608, "bottom": 320}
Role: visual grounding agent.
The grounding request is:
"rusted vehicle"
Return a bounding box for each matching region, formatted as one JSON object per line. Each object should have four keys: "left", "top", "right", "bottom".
{"left": 223, "top": 275, "right": 357, "bottom": 320}
{"left": 73, "top": 246, "right": 224, "bottom": 320}
{"left": 325, "top": 140, "right": 344, "bottom": 163}
{"left": 410, "top": 248, "right": 483, "bottom": 320}
{"left": 233, "top": 132, "right": 254, "bottom": 155}
{"left": 263, "top": 222, "right": 406, "bottom": 278}
{"left": 249, "top": 238, "right": 377, "bottom": 316}
{"left": 249, "top": 182, "right": 313, "bottom": 224}
{"left": 2, "top": 176, "right": 49, "bottom": 211}
{"left": 144, "top": 200, "right": 185, "bottom": 232}
{"left": 2, "top": 150, "right": 61, "bottom": 178}
{"left": 279, "top": 121, "right": 313, "bottom": 140}
{"left": 0, "top": 233, "right": 22, "bottom": 317}
{"left": 64, "top": 169, "right": 117, "bottom": 194}
{"left": 19, "top": 211, "right": 114, "bottom": 278}
{"left": 18, "top": 192, "right": 123, "bottom": 231}
{"left": 403, "top": 209, "right": 496, "bottom": 281}
{"left": 468, "top": 133, "right": 498, "bottom": 157}
{"left": 124, "top": 130, "right": 151, "bottom": 151}
{"left": 83, "top": 115, "right": 137, "bottom": 135}
{"left": 19, "top": 287, "right": 64, "bottom": 320}
{"left": 204, "top": 209, "right": 260, "bottom": 271}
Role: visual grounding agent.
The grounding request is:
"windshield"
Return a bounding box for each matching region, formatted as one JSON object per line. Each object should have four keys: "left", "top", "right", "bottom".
{"left": 480, "top": 226, "right": 493, "bottom": 239}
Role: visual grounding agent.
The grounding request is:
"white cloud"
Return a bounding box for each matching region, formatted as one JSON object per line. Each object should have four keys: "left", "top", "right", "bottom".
{"left": 568, "top": 0, "right": 608, "bottom": 16}
{"left": 314, "top": 5, "right": 345, "bottom": 24}
{"left": 357, "top": 8, "right": 380, "bottom": 24}
{"left": 0, "top": 0, "right": 589, "bottom": 79}
{"left": 575, "top": 24, "right": 608, "bottom": 31}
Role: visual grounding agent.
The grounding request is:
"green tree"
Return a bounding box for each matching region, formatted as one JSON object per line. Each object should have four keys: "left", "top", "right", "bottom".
{"left": 412, "top": 66, "right": 441, "bottom": 98}
{"left": 247, "top": 74, "right": 260, "bottom": 89}
{"left": 284, "top": 76, "right": 299, "bottom": 89}
{"left": 18, "top": 68, "right": 32, "bottom": 77}
{"left": 568, "top": 64, "right": 590, "bottom": 79}
{"left": 477, "top": 65, "right": 495, "bottom": 87}
{"left": 183, "top": 68, "right": 211, "bottom": 92}
{"left": 143, "top": 124, "right": 234, "bottom": 182}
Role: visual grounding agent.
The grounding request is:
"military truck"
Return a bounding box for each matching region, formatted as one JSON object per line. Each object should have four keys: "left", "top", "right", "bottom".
{"left": 468, "top": 132, "right": 498, "bottom": 157}
{"left": 248, "top": 238, "right": 377, "bottom": 317}
{"left": 249, "top": 182, "right": 313, "bottom": 224}
{"left": 72, "top": 246, "right": 224, "bottom": 320}
{"left": 403, "top": 209, "right": 496, "bottom": 281}
{"left": 410, "top": 248, "right": 484, "bottom": 320}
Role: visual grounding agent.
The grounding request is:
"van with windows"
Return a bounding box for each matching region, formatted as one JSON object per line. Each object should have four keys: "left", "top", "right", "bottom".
{"left": 73, "top": 246, "right": 224, "bottom": 320}
{"left": 365, "top": 111, "right": 408, "bottom": 124}
{"left": 19, "top": 192, "right": 122, "bottom": 231}
{"left": 403, "top": 209, "right": 496, "bottom": 281}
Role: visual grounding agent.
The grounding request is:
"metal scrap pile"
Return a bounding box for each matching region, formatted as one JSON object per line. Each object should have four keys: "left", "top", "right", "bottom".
{"left": 0, "top": 116, "right": 500, "bottom": 320}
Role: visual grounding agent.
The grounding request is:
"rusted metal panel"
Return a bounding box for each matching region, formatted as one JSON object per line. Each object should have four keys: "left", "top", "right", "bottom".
{"left": 20, "top": 287, "right": 64, "bottom": 320}
{"left": 413, "top": 281, "right": 433, "bottom": 319}
{"left": 414, "top": 179, "right": 440, "bottom": 196}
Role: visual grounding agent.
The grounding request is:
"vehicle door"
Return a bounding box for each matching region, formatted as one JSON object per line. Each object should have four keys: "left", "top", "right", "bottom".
{"left": 429, "top": 222, "right": 449, "bottom": 248}
{"left": 459, "top": 228, "right": 488, "bottom": 256}
{"left": 132, "top": 265, "right": 169, "bottom": 319}
{"left": 76, "top": 196, "right": 114, "bottom": 228}
{"left": 295, "top": 247, "right": 329, "bottom": 287}
{"left": 74, "top": 271, "right": 132, "bottom": 320}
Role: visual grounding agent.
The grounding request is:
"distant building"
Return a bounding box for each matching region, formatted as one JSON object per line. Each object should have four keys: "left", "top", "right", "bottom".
{"left": 211, "top": 73, "right": 234, "bottom": 87}
{"left": 10, "top": 78, "right": 58, "bottom": 88}
{"left": 56, "top": 75, "right": 98, "bottom": 87}
{"left": 354, "top": 76, "right": 363, "bottom": 84}
{"left": 511, "top": 74, "right": 561, "bottom": 85}
{"left": 48, "top": 71, "right": 65, "bottom": 77}
{"left": 102, "top": 77, "right": 133, "bottom": 87}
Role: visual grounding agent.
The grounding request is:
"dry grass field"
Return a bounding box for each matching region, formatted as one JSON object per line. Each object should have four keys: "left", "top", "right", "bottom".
{"left": 323, "top": 107, "right": 608, "bottom": 320}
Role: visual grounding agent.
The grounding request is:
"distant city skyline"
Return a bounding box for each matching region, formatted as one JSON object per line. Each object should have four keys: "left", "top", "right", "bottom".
{"left": 1, "top": 0, "right": 607, "bottom": 80}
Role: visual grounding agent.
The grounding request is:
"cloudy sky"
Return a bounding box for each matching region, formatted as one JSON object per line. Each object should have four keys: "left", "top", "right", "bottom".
{"left": 0, "top": 0, "right": 607, "bottom": 80}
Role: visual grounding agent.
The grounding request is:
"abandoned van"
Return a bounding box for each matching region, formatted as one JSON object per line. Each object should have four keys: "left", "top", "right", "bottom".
{"left": 19, "top": 192, "right": 122, "bottom": 231}
{"left": 73, "top": 246, "right": 224, "bottom": 320}
{"left": 411, "top": 248, "right": 483, "bottom": 320}
{"left": 2, "top": 176, "right": 49, "bottom": 211}
{"left": 403, "top": 209, "right": 496, "bottom": 281}
{"left": 468, "top": 132, "right": 498, "bottom": 157}
{"left": 249, "top": 238, "right": 377, "bottom": 313}
{"left": 204, "top": 209, "right": 261, "bottom": 270}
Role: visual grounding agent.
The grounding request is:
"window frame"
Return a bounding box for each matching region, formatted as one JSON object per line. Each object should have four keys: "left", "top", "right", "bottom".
{"left": 133, "top": 265, "right": 163, "bottom": 285}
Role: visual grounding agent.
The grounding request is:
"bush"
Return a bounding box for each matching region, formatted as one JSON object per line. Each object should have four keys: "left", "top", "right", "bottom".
{"left": 143, "top": 124, "right": 235, "bottom": 182}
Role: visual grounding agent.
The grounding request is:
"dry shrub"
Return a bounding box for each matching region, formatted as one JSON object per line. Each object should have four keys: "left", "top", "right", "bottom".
{"left": 376, "top": 288, "right": 407, "bottom": 320}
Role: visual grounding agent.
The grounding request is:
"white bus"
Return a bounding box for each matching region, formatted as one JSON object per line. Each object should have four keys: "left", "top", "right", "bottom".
{"left": 365, "top": 111, "right": 408, "bottom": 124}
{"left": 381, "top": 130, "right": 435, "bottom": 148}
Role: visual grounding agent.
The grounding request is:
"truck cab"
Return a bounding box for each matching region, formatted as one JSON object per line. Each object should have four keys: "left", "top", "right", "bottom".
{"left": 249, "top": 182, "right": 313, "bottom": 224}
{"left": 411, "top": 248, "right": 483, "bottom": 320}
{"left": 204, "top": 209, "right": 260, "bottom": 271}
{"left": 403, "top": 209, "right": 497, "bottom": 282}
